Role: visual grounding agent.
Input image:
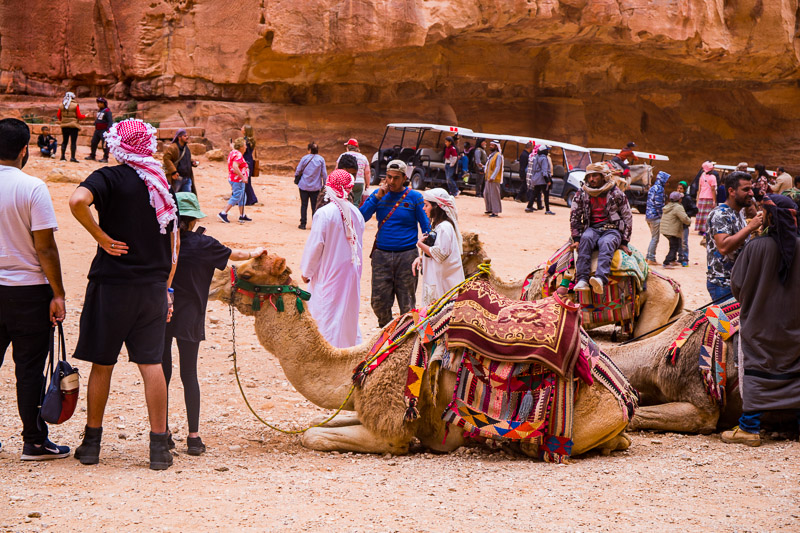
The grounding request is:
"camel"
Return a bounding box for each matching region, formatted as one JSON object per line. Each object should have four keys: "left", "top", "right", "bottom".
{"left": 605, "top": 310, "right": 742, "bottom": 434}
{"left": 461, "top": 232, "right": 684, "bottom": 339}
{"left": 208, "top": 252, "right": 633, "bottom": 459}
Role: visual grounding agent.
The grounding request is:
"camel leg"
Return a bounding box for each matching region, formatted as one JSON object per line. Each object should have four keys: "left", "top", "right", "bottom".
{"left": 628, "top": 402, "right": 719, "bottom": 434}
{"left": 300, "top": 424, "right": 410, "bottom": 455}
{"left": 598, "top": 432, "right": 632, "bottom": 456}
{"left": 309, "top": 412, "right": 361, "bottom": 428}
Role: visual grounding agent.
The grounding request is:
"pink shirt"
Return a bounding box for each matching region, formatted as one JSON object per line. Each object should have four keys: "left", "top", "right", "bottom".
{"left": 698, "top": 172, "right": 717, "bottom": 200}
{"left": 227, "top": 150, "right": 249, "bottom": 183}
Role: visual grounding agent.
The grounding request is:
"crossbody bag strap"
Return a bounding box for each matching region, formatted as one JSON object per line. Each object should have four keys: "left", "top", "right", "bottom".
{"left": 370, "top": 187, "right": 411, "bottom": 258}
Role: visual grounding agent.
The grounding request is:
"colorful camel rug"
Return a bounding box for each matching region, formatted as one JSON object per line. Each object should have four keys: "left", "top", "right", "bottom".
{"left": 446, "top": 277, "right": 582, "bottom": 377}
{"left": 666, "top": 297, "right": 740, "bottom": 404}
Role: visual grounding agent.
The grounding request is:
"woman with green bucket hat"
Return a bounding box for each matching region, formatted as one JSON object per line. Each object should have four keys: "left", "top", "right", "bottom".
{"left": 163, "top": 192, "right": 265, "bottom": 455}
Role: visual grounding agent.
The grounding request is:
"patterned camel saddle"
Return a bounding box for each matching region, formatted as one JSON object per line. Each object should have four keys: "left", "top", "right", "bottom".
{"left": 523, "top": 241, "right": 650, "bottom": 334}
{"left": 352, "top": 275, "right": 638, "bottom": 463}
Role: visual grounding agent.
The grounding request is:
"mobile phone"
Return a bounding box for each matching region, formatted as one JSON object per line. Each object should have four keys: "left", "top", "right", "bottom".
{"left": 196, "top": 226, "right": 206, "bottom": 235}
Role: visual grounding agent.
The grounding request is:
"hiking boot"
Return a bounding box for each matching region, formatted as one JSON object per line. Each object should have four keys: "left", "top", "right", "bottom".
{"left": 573, "top": 280, "right": 591, "bottom": 292}
{"left": 721, "top": 426, "right": 761, "bottom": 447}
{"left": 217, "top": 212, "right": 230, "bottom": 223}
{"left": 21, "top": 439, "right": 70, "bottom": 461}
{"left": 149, "top": 431, "right": 174, "bottom": 471}
{"left": 167, "top": 430, "right": 176, "bottom": 451}
{"left": 589, "top": 276, "right": 605, "bottom": 294}
{"left": 186, "top": 436, "right": 206, "bottom": 456}
{"left": 74, "top": 426, "right": 103, "bottom": 465}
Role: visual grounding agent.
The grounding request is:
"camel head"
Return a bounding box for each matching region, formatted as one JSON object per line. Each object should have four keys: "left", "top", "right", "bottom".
{"left": 209, "top": 252, "right": 294, "bottom": 316}
{"left": 461, "top": 231, "right": 491, "bottom": 276}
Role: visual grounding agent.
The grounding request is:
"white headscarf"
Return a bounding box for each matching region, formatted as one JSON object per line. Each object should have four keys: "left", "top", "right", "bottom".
{"left": 422, "top": 188, "right": 462, "bottom": 257}
{"left": 62, "top": 92, "right": 75, "bottom": 109}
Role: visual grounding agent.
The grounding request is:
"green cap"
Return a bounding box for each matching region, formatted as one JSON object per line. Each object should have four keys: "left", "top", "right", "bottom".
{"left": 176, "top": 192, "right": 206, "bottom": 219}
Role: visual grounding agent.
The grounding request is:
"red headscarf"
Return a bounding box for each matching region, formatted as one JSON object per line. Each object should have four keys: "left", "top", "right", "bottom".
{"left": 324, "top": 169, "right": 359, "bottom": 267}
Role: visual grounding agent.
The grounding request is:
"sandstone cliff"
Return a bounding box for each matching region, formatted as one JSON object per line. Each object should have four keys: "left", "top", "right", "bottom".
{"left": 2, "top": 0, "right": 800, "bottom": 176}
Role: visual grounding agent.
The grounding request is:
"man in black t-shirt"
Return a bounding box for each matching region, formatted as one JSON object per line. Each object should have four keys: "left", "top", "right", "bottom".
{"left": 69, "top": 119, "right": 179, "bottom": 470}
{"left": 37, "top": 126, "right": 58, "bottom": 157}
{"left": 85, "top": 97, "right": 112, "bottom": 163}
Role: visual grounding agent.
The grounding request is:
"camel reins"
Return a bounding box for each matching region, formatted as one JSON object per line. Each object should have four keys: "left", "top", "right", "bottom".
{"left": 230, "top": 264, "right": 310, "bottom": 312}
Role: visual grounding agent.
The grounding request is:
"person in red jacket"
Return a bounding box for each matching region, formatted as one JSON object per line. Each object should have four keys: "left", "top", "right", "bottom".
{"left": 611, "top": 142, "right": 637, "bottom": 177}
{"left": 57, "top": 92, "right": 88, "bottom": 162}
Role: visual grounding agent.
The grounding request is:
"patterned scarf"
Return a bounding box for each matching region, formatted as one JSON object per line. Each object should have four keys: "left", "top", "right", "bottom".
{"left": 104, "top": 119, "right": 179, "bottom": 261}
{"left": 422, "top": 188, "right": 462, "bottom": 257}
{"left": 324, "top": 169, "right": 359, "bottom": 267}
{"left": 762, "top": 194, "right": 799, "bottom": 284}
{"left": 62, "top": 92, "right": 75, "bottom": 109}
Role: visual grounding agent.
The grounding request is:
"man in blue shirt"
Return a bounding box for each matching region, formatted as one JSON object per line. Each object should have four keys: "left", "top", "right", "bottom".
{"left": 360, "top": 160, "right": 431, "bottom": 327}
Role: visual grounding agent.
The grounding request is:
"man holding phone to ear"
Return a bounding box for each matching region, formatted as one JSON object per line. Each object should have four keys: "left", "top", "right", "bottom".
{"left": 360, "top": 160, "right": 430, "bottom": 328}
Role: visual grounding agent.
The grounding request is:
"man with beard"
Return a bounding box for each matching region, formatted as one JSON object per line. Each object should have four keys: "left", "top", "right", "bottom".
{"left": 569, "top": 162, "right": 633, "bottom": 294}
{"left": 704, "top": 172, "right": 763, "bottom": 302}
{"left": 163, "top": 129, "right": 198, "bottom": 195}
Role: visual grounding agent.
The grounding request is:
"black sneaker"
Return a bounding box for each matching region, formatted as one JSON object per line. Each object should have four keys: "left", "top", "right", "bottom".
{"left": 217, "top": 212, "right": 230, "bottom": 223}
{"left": 98, "top": 158, "right": 108, "bottom": 163}
{"left": 525, "top": 208, "right": 534, "bottom": 213}
{"left": 59, "top": 156, "right": 67, "bottom": 161}
{"left": 545, "top": 210, "right": 556, "bottom": 215}
{"left": 84, "top": 155, "right": 96, "bottom": 161}
{"left": 69, "top": 158, "right": 79, "bottom": 163}
{"left": 186, "top": 436, "right": 206, "bottom": 456}
{"left": 238, "top": 214, "right": 252, "bottom": 223}
{"left": 298, "top": 224, "right": 306, "bottom": 230}
{"left": 21, "top": 439, "right": 70, "bottom": 461}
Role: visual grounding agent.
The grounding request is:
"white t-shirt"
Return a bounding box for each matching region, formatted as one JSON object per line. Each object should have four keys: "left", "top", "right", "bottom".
{"left": 0, "top": 165, "right": 59, "bottom": 286}
{"left": 336, "top": 151, "right": 369, "bottom": 184}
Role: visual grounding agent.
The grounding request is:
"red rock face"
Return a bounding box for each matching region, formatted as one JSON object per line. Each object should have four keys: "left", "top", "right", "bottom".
{"left": 3, "top": 0, "right": 800, "bottom": 175}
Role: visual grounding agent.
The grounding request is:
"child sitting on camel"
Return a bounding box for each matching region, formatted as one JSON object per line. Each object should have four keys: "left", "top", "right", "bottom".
{"left": 569, "top": 162, "right": 633, "bottom": 294}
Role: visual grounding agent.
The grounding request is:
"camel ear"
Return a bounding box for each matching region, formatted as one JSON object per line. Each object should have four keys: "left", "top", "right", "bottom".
{"left": 270, "top": 257, "right": 287, "bottom": 276}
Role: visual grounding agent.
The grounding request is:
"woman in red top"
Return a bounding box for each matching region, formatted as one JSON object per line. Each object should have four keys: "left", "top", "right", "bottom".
{"left": 217, "top": 138, "right": 251, "bottom": 224}
{"left": 443, "top": 136, "right": 460, "bottom": 197}
{"left": 57, "top": 92, "right": 88, "bottom": 162}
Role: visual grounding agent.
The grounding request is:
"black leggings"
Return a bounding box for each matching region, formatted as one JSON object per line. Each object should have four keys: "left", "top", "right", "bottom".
{"left": 61, "top": 127, "right": 78, "bottom": 159}
{"left": 162, "top": 336, "right": 201, "bottom": 433}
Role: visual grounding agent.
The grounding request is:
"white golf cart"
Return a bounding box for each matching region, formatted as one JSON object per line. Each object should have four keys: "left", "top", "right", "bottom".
{"left": 459, "top": 133, "right": 591, "bottom": 204}
{"left": 370, "top": 123, "right": 474, "bottom": 187}
{"left": 589, "top": 148, "right": 670, "bottom": 214}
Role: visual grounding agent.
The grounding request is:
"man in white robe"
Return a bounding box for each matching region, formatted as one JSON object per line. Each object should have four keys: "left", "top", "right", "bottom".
{"left": 301, "top": 169, "right": 365, "bottom": 347}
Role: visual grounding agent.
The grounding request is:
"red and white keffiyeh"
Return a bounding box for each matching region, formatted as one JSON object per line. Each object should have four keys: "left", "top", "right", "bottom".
{"left": 324, "top": 169, "right": 360, "bottom": 267}
{"left": 104, "top": 119, "right": 179, "bottom": 262}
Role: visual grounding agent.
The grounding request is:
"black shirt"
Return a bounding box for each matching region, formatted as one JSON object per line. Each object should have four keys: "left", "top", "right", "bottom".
{"left": 80, "top": 165, "right": 176, "bottom": 284}
{"left": 166, "top": 231, "right": 231, "bottom": 342}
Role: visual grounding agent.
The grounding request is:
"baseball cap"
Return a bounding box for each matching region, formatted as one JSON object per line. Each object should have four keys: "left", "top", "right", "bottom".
{"left": 345, "top": 138, "right": 359, "bottom": 147}
{"left": 386, "top": 159, "right": 407, "bottom": 175}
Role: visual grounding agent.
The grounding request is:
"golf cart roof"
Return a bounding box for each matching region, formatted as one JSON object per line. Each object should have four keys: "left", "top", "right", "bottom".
{"left": 589, "top": 148, "right": 670, "bottom": 161}
{"left": 386, "top": 123, "right": 474, "bottom": 135}
{"left": 715, "top": 164, "right": 777, "bottom": 177}
{"left": 468, "top": 133, "right": 590, "bottom": 153}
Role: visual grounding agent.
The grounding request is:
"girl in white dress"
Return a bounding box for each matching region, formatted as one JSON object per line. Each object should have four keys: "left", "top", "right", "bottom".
{"left": 412, "top": 188, "right": 466, "bottom": 307}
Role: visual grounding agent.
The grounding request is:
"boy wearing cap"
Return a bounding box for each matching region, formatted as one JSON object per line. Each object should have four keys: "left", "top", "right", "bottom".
{"left": 660, "top": 191, "right": 691, "bottom": 268}
{"left": 85, "top": 97, "right": 112, "bottom": 162}
{"left": 360, "top": 160, "right": 431, "bottom": 328}
{"left": 336, "top": 138, "right": 370, "bottom": 206}
{"left": 165, "top": 192, "right": 264, "bottom": 455}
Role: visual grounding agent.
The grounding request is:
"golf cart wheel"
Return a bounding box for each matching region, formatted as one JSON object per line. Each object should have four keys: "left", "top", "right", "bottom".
{"left": 566, "top": 190, "right": 576, "bottom": 208}
{"left": 411, "top": 170, "right": 425, "bottom": 190}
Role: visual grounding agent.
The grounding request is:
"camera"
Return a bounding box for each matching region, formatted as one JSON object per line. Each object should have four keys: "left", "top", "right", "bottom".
{"left": 422, "top": 230, "right": 437, "bottom": 247}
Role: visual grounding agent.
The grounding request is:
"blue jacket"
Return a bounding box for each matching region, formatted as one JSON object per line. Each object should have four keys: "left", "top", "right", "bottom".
{"left": 360, "top": 188, "right": 431, "bottom": 251}
{"left": 645, "top": 171, "right": 670, "bottom": 220}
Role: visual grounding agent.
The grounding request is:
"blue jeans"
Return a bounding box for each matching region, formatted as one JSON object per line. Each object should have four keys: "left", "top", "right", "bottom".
{"left": 646, "top": 218, "right": 660, "bottom": 261}
{"left": 706, "top": 280, "right": 732, "bottom": 302}
{"left": 739, "top": 411, "right": 800, "bottom": 434}
{"left": 681, "top": 226, "right": 689, "bottom": 263}
{"left": 577, "top": 227, "right": 621, "bottom": 284}
{"left": 228, "top": 181, "right": 246, "bottom": 206}
{"left": 174, "top": 177, "right": 193, "bottom": 193}
{"left": 444, "top": 164, "right": 459, "bottom": 196}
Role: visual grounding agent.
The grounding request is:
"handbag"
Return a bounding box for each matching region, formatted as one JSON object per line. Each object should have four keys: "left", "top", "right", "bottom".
{"left": 295, "top": 155, "right": 313, "bottom": 185}
{"left": 40, "top": 323, "right": 80, "bottom": 425}
{"left": 252, "top": 159, "right": 260, "bottom": 178}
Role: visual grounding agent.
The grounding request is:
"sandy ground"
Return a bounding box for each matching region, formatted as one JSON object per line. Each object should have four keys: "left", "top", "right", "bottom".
{"left": 1, "top": 153, "right": 798, "bottom": 532}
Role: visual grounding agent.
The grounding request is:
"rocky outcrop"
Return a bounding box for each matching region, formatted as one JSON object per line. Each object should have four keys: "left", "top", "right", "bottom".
{"left": 3, "top": 1, "right": 800, "bottom": 176}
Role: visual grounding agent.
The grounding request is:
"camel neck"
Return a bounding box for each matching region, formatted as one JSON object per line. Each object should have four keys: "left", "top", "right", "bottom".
{"left": 252, "top": 304, "right": 365, "bottom": 410}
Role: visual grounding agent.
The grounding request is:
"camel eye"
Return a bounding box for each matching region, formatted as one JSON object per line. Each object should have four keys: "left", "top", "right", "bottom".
{"left": 241, "top": 272, "right": 252, "bottom": 280}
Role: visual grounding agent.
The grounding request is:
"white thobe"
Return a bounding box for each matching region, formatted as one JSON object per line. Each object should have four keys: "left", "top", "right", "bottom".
{"left": 300, "top": 202, "right": 365, "bottom": 348}
{"left": 421, "top": 221, "right": 465, "bottom": 307}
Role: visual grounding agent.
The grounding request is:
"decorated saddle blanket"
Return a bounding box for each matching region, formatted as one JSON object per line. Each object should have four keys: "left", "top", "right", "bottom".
{"left": 666, "top": 297, "right": 740, "bottom": 404}
{"left": 442, "top": 330, "right": 638, "bottom": 463}
{"left": 447, "top": 277, "right": 582, "bottom": 377}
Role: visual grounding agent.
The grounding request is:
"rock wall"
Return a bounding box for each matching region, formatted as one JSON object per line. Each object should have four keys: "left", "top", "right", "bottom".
{"left": 3, "top": 0, "right": 800, "bottom": 177}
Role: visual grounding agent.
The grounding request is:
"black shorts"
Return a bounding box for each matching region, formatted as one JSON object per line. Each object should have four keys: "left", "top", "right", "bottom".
{"left": 74, "top": 281, "right": 167, "bottom": 365}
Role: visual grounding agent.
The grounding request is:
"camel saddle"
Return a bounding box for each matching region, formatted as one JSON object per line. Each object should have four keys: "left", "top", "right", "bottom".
{"left": 447, "top": 277, "right": 582, "bottom": 378}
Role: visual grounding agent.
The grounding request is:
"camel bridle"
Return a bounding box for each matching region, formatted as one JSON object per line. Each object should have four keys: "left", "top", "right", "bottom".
{"left": 229, "top": 264, "right": 310, "bottom": 312}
